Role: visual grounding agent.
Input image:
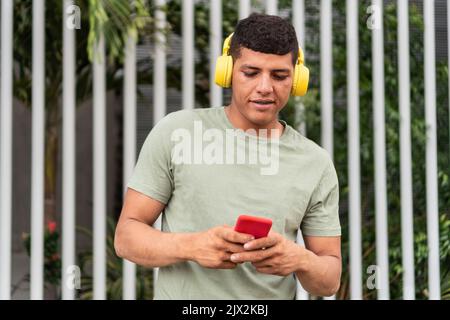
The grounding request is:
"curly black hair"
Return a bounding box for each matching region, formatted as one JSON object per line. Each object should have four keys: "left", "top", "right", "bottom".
{"left": 229, "top": 13, "right": 299, "bottom": 65}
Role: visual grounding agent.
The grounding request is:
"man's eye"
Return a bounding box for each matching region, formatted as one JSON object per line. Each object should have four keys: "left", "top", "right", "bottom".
{"left": 243, "top": 72, "right": 257, "bottom": 77}
{"left": 273, "top": 75, "right": 288, "bottom": 81}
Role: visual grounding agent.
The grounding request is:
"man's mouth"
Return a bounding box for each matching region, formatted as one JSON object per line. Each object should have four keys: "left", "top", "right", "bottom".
{"left": 250, "top": 99, "right": 275, "bottom": 106}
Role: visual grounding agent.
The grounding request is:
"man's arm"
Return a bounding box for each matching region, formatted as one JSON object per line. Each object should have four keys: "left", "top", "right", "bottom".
{"left": 295, "top": 236, "right": 341, "bottom": 297}
{"left": 229, "top": 233, "right": 341, "bottom": 297}
{"left": 114, "top": 188, "right": 254, "bottom": 269}
{"left": 114, "top": 188, "right": 190, "bottom": 267}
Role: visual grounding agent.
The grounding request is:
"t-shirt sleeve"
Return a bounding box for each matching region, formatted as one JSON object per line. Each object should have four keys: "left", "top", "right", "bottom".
{"left": 301, "top": 157, "right": 341, "bottom": 237}
{"left": 127, "top": 118, "right": 174, "bottom": 204}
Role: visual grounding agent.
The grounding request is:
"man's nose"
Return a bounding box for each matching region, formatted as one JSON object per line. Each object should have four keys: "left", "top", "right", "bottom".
{"left": 256, "top": 74, "right": 274, "bottom": 95}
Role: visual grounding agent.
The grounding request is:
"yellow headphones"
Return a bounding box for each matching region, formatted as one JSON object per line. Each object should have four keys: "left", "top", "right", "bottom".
{"left": 214, "top": 33, "right": 309, "bottom": 96}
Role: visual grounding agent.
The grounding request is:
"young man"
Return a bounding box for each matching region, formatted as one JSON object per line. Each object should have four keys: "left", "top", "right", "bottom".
{"left": 114, "top": 13, "right": 341, "bottom": 299}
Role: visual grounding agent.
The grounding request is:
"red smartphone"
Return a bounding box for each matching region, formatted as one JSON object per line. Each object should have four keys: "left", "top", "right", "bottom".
{"left": 234, "top": 215, "right": 272, "bottom": 239}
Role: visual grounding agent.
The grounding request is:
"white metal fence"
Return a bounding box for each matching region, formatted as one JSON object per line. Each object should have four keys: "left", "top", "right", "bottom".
{"left": 0, "top": 0, "right": 446, "bottom": 300}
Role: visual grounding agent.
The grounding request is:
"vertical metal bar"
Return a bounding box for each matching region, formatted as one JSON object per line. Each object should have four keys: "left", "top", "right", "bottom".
{"left": 154, "top": 0, "right": 167, "bottom": 123}
{"left": 346, "top": 0, "right": 362, "bottom": 300}
{"left": 397, "top": 0, "right": 415, "bottom": 300}
{"left": 239, "top": 0, "right": 251, "bottom": 20}
{"left": 449, "top": 0, "right": 450, "bottom": 195}
{"left": 320, "top": 1, "right": 336, "bottom": 300}
{"left": 265, "top": 0, "right": 278, "bottom": 15}
{"left": 293, "top": 0, "right": 308, "bottom": 300}
{"left": 295, "top": 231, "right": 309, "bottom": 300}
{"left": 449, "top": 0, "right": 450, "bottom": 189}
{"left": 320, "top": 0, "right": 333, "bottom": 158}
{"left": 182, "top": 0, "right": 195, "bottom": 109}
{"left": 0, "top": 0, "right": 14, "bottom": 300}
{"left": 152, "top": 0, "right": 168, "bottom": 285}
{"left": 30, "top": 0, "right": 46, "bottom": 300}
{"left": 423, "top": 0, "right": 441, "bottom": 300}
{"left": 62, "top": 0, "right": 77, "bottom": 300}
{"left": 93, "top": 35, "right": 107, "bottom": 300}
{"left": 123, "top": 34, "right": 137, "bottom": 300}
{"left": 210, "top": 0, "right": 223, "bottom": 108}
{"left": 371, "top": 0, "right": 390, "bottom": 300}
{"left": 293, "top": 0, "right": 307, "bottom": 136}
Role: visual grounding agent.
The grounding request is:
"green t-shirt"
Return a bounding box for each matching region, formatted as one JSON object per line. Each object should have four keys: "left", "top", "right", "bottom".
{"left": 128, "top": 106, "right": 341, "bottom": 299}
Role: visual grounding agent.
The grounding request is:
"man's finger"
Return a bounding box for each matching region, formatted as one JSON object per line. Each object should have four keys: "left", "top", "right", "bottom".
{"left": 216, "top": 239, "right": 245, "bottom": 253}
{"left": 220, "top": 227, "right": 254, "bottom": 244}
{"left": 220, "top": 262, "right": 238, "bottom": 269}
{"left": 252, "top": 259, "right": 273, "bottom": 268}
{"left": 223, "top": 241, "right": 246, "bottom": 253}
{"left": 230, "top": 247, "right": 274, "bottom": 263}
{"left": 243, "top": 235, "right": 278, "bottom": 251}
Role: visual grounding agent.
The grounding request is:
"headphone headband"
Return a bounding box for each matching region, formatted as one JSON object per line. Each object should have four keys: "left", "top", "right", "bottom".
{"left": 222, "top": 33, "right": 304, "bottom": 66}
{"left": 297, "top": 48, "right": 304, "bottom": 65}
{"left": 222, "top": 33, "right": 234, "bottom": 55}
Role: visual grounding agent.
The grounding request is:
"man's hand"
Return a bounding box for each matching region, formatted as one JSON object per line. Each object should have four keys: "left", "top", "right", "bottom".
{"left": 190, "top": 225, "right": 254, "bottom": 270}
{"left": 229, "top": 231, "right": 308, "bottom": 276}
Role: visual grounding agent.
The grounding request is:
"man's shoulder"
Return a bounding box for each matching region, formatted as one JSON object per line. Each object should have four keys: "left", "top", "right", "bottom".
{"left": 287, "top": 127, "right": 332, "bottom": 166}
{"left": 155, "top": 107, "right": 218, "bottom": 130}
{"left": 157, "top": 108, "right": 197, "bottom": 126}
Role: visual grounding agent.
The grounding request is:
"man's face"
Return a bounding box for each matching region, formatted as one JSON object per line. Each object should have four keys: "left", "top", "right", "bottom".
{"left": 230, "top": 47, "right": 294, "bottom": 127}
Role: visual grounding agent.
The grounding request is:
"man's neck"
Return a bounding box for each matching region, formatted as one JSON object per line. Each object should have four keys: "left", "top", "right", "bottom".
{"left": 224, "top": 104, "right": 285, "bottom": 138}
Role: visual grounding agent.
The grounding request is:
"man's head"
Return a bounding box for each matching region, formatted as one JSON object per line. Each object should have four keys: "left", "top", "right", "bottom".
{"left": 228, "top": 13, "right": 300, "bottom": 128}
{"left": 229, "top": 13, "right": 299, "bottom": 66}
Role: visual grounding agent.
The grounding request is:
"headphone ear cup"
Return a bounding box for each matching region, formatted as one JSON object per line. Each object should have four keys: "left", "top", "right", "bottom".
{"left": 291, "top": 64, "right": 309, "bottom": 96}
{"left": 215, "top": 55, "right": 233, "bottom": 88}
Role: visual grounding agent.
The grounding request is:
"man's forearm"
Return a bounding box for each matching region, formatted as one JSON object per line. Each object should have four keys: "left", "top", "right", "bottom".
{"left": 115, "top": 219, "right": 195, "bottom": 268}
{"left": 295, "top": 247, "right": 341, "bottom": 297}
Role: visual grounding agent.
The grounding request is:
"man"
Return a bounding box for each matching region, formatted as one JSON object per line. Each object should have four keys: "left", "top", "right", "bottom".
{"left": 114, "top": 13, "right": 341, "bottom": 299}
